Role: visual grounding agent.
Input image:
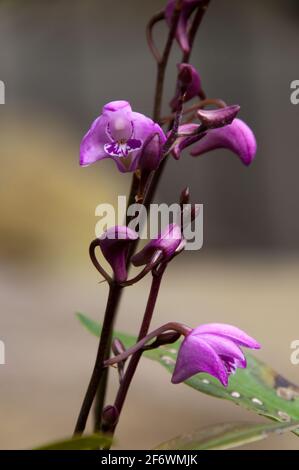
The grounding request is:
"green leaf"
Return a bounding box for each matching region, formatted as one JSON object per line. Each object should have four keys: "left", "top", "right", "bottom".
{"left": 34, "top": 433, "right": 112, "bottom": 450}
{"left": 77, "top": 312, "right": 101, "bottom": 337}
{"left": 77, "top": 313, "right": 299, "bottom": 434}
{"left": 154, "top": 420, "right": 299, "bottom": 450}
{"left": 76, "top": 312, "right": 137, "bottom": 348}
{"left": 146, "top": 345, "right": 299, "bottom": 435}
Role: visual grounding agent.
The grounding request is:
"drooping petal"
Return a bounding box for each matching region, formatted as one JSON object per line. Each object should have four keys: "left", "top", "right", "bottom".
{"left": 80, "top": 114, "right": 109, "bottom": 167}
{"left": 131, "top": 224, "right": 183, "bottom": 267}
{"left": 193, "top": 323, "right": 261, "bottom": 349}
{"left": 190, "top": 118, "right": 257, "bottom": 166}
{"left": 99, "top": 226, "right": 138, "bottom": 282}
{"left": 171, "top": 334, "right": 228, "bottom": 385}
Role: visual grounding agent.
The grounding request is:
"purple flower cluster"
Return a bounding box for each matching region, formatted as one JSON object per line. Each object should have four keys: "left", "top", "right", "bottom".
{"left": 80, "top": 82, "right": 258, "bottom": 386}
{"left": 80, "top": 95, "right": 256, "bottom": 173}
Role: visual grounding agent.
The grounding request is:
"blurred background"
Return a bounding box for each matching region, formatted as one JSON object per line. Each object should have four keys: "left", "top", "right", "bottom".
{"left": 0, "top": 0, "right": 299, "bottom": 450}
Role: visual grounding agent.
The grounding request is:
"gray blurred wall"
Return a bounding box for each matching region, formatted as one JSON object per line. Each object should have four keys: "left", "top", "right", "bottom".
{"left": 0, "top": 0, "right": 298, "bottom": 251}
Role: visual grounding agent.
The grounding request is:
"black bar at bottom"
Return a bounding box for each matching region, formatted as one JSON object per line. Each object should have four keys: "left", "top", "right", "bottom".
{"left": 0, "top": 450, "right": 296, "bottom": 466}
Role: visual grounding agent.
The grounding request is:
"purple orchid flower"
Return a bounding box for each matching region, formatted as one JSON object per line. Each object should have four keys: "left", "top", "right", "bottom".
{"left": 80, "top": 100, "right": 166, "bottom": 173}
{"left": 191, "top": 118, "right": 257, "bottom": 166}
{"left": 170, "top": 63, "right": 203, "bottom": 110}
{"left": 99, "top": 226, "right": 138, "bottom": 282}
{"left": 172, "top": 115, "right": 256, "bottom": 165}
{"left": 131, "top": 224, "right": 183, "bottom": 267}
{"left": 172, "top": 323, "right": 260, "bottom": 385}
{"left": 165, "top": 0, "right": 203, "bottom": 54}
{"left": 172, "top": 105, "right": 240, "bottom": 160}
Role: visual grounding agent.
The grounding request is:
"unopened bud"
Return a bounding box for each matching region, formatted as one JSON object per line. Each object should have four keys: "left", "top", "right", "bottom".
{"left": 102, "top": 405, "right": 119, "bottom": 429}
{"left": 171, "top": 63, "right": 202, "bottom": 110}
{"left": 178, "top": 63, "right": 193, "bottom": 86}
{"left": 196, "top": 105, "right": 240, "bottom": 129}
{"left": 140, "top": 132, "right": 164, "bottom": 173}
{"left": 143, "top": 331, "right": 181, "bottom": 350}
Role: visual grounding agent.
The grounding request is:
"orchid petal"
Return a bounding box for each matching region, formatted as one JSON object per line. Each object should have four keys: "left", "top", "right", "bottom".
{"left": 193, "top": 323, "right": 261, "bottom": 349}
{"left": 199, "top": 333, "right": 246, "bottom": 368}
{"left": 172, "top": 335, "right": 228, "bottom": 385}
{"left": 190, "top": 118, "right": 257, "bottom": 166}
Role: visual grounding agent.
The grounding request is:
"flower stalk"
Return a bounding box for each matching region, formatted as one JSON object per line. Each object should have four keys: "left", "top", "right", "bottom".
{"left": 102, "top": 267, "right": 191, "bottom": 443}
{"left": 74, "top": 283, "right": 122, "bottom": 435}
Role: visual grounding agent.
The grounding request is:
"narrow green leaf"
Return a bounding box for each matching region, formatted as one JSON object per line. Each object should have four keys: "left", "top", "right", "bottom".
{"left": 76, "top": 312, "right": 101, "bottom": 337}
{"left": 155, "top": 420, "right": 299, "bottom": 450}
{"left": 146, "top": 345, "right": 299, "bottom": 436}
{"left": 77, "top": 313, "right": 299, "bottom": 434}
{"left": 35, "top": 433, "right": 111, "bottom": 450}
{"left": 76, "top": 312, "right": 137, "bottom": 348}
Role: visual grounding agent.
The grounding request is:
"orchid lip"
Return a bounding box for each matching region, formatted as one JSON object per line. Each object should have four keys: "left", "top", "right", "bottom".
{"left": 104, "top": 120, "right": 143, "bottom": 158}
{"left": 104, "top": 138, "right": 142, "bottom": 158}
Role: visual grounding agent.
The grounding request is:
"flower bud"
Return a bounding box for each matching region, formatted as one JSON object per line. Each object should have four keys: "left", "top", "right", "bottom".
{"left": 99, "top": 226, "right": 138, "bottom": 282}
{"left": 139, "top": 132, "right": 164, "bottom": 173}
{"left": 196, "top": 105, "right": 240, "bottom": 129}
{"left": 171, "top": 63, "right": 202, "bottom": 110}
{"left": 131, "top": 224, "right": 183, "bottom": 267}
{"left": 102, "top": 405, "right": 119, "bottom": 429}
